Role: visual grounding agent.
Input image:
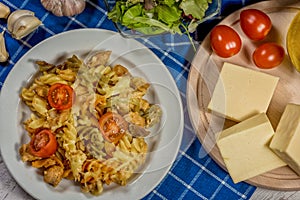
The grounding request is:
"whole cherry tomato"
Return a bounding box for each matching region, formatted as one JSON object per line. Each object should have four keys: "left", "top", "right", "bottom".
{"left": 210, "top": 25, "right": 242, "bottom": 58}
{"left": 252, "top": 43, "right": 285, "bottom": 69}
{"left": 240, "top": 9, "right": 272, "bottom": 41}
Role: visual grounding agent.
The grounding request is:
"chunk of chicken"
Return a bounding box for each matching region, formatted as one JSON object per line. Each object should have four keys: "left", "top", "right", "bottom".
{"left": 86, "top": 51, "right": 112, "bottom": 68}
{"left": 44, "top": 165, "right": 64, "bottom": 187}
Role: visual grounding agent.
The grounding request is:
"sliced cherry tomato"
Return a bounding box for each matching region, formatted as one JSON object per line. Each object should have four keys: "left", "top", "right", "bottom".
{"left": 47, "top": 83, "right": 74, "bottom": 110}
{"left": 29, "top": 129, "right": 58, "bottom": 158}
{"left": 252, "top": 43, "right": 285, "bottom": 69}
{"left": 240, "top": 9, "right": 272, "bottom": 41}
{"left": 210, "top": 25, "right": 242, "bottom": 58}
{"left": 99, "top": 112, "right": 128, "bottom": 143}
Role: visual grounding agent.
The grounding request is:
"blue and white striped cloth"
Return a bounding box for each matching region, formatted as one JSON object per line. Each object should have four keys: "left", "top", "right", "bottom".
{"left": 0, "top": 0, "right": 260, "bottom": 199}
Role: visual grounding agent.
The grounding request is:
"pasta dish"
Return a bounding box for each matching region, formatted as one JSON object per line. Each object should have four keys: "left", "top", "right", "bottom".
{"left": 18, "top": 51, "right": 162, "bottom": 195}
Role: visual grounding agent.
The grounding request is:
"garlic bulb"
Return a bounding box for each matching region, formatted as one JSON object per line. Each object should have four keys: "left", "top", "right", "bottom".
{"left": 40, "top": 0, "right": 86, "bottom": 17}
{"left": 0, "top": 31, "right": 9, "bottom": 62}
{"left": 7, "top": 10, "right": 42, "bottom": 40}
{"left": 0, "top": 2, "right": 10, "bottom": 19}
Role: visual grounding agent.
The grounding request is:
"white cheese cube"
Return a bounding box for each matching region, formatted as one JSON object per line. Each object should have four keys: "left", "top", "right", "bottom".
{"left": 270, "top": 103, "right": 300, "bottom": 176}
{"left": 208, "top": 62, "right": 279, "bottom": 122}
{"left": 217, "top": 113, "right": 286, "bottom": 183}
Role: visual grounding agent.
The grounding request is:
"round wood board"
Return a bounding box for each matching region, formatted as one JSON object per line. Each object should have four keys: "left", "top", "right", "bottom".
{"left": 187, "top": 0, "right": 300, "bottom": 190}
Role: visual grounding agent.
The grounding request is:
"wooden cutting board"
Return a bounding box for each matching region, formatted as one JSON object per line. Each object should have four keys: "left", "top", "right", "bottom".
{"left": 187, "top": 0, "right": 300, "bottom": 190}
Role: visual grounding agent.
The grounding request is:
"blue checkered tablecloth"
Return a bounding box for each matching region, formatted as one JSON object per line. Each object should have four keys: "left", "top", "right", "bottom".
{"left": 0, "top": 0, "right": 263, "bottom": 199}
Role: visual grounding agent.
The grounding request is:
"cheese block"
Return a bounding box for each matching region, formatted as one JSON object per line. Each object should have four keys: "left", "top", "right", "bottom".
{"left": 217, "top": 113, "right": 286, "bottom": 183}
{"left": 208, "top": 62, "right": 279, "bottom": 122}
{"left": 270, "top": 103, "right": 300, "bottom": 176}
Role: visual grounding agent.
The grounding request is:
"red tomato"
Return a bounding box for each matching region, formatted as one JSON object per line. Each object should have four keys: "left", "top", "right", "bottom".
{"left": 48, "top": 83, "right": 74, "bottom": 110}
{"left": 240, "top": 9, "right": 272, "bottom": 41}
{"left": 252, "top": 43, "right": 285, "bottom": 69}
{"left": 99, "top": 112, "right": 128, "bottom": 143}
{"left": 29, "top": 129, "right": 58, "bottom": 158}
{"left": 210, "top": 25, "right": 242, "bottom": 58}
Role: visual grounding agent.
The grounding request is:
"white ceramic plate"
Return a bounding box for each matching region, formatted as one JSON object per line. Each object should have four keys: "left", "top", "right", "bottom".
{"left": 0, "top": 29, "right": 183, "bottom": 200}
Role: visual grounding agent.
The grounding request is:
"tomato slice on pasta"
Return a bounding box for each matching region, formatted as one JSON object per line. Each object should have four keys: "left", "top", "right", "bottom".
{"left": 29, "top": 129, "right": 58, "bottom": 158}
{"left": 99, "top": 112, "right": 128, "bottom": 143}
{"left": 48, "top": 83, "right": 74, "bottom": 110}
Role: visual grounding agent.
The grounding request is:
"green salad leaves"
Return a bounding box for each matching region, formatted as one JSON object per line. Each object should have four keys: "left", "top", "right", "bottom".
{"left": 107, "top": 0, "right": 213, "bottom": 35}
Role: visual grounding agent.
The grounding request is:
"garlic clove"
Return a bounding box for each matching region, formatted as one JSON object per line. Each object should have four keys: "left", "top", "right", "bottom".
{"left": 7, "top": 9, "right": 42, "bottom": 40}
{"left": 7, "top": 9, "right": 35, "bottom": 33}
{"left": 10, "top": 15, "right": 42, "bottom": 40}
{"left": 0, "top": 31, "right": 9, "bottom": 63}
{"left": 0, "top": 2, "right": 10, "bottom": 19}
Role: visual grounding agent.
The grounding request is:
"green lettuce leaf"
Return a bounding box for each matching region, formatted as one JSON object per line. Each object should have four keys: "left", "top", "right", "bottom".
{"left": 108, "top": 2, "right": 182, "bottom": 35}
{"left": 122, "top": 3, "right": 144, "bottom": 24}
{"left": 155, "top": 5, "right": 182, "bottom": 24}
{"left": 179, "top": 0, "right": 212, "bottom": 19}
{"left": 157, "top": 0, "right": 177, "bottom": 7}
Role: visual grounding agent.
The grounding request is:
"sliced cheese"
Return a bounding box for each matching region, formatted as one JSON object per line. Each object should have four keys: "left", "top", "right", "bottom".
{"left": 217, "top": 113, "right": 286, "bottom": 183}
{"left": 208, "top": 62, "right": 279, "bottom": 122}
{"left": 270, "top": 103, "right": 300, "bottom": 176}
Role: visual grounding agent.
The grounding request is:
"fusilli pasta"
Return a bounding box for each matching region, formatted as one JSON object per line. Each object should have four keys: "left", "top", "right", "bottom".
{"left": 19, "top": 51, "right": 162, "bottom": 195}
